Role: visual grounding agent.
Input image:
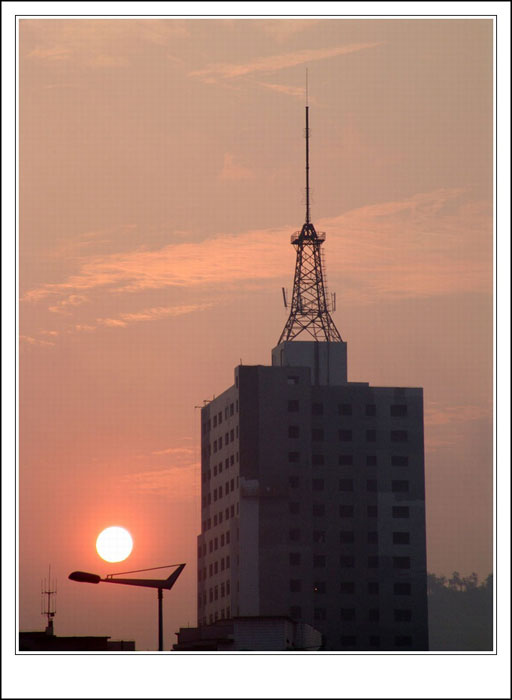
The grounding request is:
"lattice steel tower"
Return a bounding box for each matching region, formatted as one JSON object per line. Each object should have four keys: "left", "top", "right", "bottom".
{"left": 278, "top": 99, "right": 342, "bottom": 344}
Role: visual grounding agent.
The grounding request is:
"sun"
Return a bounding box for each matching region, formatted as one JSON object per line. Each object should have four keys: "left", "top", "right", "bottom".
{"left": 96, "top": 526, "right": 133, "bottom": 563}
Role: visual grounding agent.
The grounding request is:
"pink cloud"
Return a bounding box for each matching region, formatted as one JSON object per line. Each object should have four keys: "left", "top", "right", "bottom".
{"left": 219, "top": 153, "right": 253, "bottom": 181}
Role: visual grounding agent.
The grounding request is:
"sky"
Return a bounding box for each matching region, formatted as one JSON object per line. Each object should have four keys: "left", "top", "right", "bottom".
{"left": 17, "top": 17, "right": 494, "bottom": 653}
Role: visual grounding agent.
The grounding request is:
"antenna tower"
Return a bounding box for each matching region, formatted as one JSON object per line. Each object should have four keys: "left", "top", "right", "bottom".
{"left": 41, "top": 565, "right": 57, "bottom": 635}
{"left": 278, "top": 77, "right": 342, "bottom": 344}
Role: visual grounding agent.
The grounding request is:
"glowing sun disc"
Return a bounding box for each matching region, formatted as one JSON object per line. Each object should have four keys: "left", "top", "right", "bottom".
{"left": 96, "top": 527, "right": 133, "bottom": 563}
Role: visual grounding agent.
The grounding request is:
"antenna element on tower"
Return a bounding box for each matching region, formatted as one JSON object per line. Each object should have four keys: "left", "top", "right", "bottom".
{"left": 277, "top": 86, "right": 342, "bottom": 344}
{"left": 41, "top": 565, "right": 57, "bottom": 635}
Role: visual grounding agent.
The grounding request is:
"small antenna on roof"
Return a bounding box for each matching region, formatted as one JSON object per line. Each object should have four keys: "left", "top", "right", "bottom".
{"left": 305, "top": 68, "right": 311, "bottom": 225}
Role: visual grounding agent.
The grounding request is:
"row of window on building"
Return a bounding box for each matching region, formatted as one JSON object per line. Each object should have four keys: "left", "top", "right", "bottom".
{"left": 202, "top": 502, "right": 239, "bottom": 532}
{"left": 286, "top": 553, "right": 411, "bottom": 569}
{"left": 199, "top": 530, "right": 232, "bottom": 558}
{"left": 287, "top": 476, "right": 410, "bottom": 492}
{"left": 288, "top": 426, "right": 409, "bottom": 443}
{"left": 288, "top": 503, "right": 411, "bottom": 518}
{"left": 202, "top": 476, "right": 239, "bottom": 507}
{"left": 287, "top": 400, "right": 409, "bottom": 417}
{"left": 287, "top": 529, "right": 410, "bottom": 545}
{"left": 198, "top": 579, "right": 231, "bottom": 605}
{"left": 288, "top": 450, "right": 410, "bottom": 466}
{"left": 306, "top": 607, "right": 412, "bottom": 622}
{"left": 202, "top": 453, "right": 239, "bottom": 482}
{"left": 202, "top": 401, "right": 239, "bottom": 434}
{"left": 198, "top": 555, "right": 231, "bottom": 580}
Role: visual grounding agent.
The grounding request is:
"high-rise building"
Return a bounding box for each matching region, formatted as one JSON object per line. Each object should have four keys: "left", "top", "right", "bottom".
{"left": 195, "top": 103, "right": 428, "bottom": 651}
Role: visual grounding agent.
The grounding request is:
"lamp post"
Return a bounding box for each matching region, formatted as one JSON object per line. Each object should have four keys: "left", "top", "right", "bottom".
{"left": 69, "top": 563, "right": 185, "bottom": 651}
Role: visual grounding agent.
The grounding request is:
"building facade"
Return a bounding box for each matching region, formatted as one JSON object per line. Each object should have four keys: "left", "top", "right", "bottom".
{"left": 197, "top": 342, "right": 428, "bottom": 651}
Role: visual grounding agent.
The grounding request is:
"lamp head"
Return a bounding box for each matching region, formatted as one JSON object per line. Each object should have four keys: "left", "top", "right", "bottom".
{"left": 69, "top": 571, "right": 101, "bottom": 584}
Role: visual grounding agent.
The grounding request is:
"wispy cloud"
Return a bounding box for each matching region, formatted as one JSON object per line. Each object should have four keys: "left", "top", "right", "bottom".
{"left": 259, "top": 19, "right": 322, "bottom": 42}
{"left": 151, "top": 447, "right": 194, "bottom": 457}
{"left": 425, "top": 403, "right": 491, "bottom": 427}
{"left": 20, "top": 335, "right": 55, "bottom": 347}
{"left": 122, "top": 465, "right": 199, "bottom": 500}
{"left": 96, "top": 303, "right": 211, "bottom": 329}
{"left": 219, "top": 153, "right": 253, "bottom": 181}
{"left": 22, "top": 189, "right": 491, "bottom": 324}
{"left": 48, "top": 294, "right": 88, "bottom": 314}
{"left": 256, "top": 81, "right": 306, "bottom": 99}
{"left": 190, "top": 42, "right": 382, "bottom": 82}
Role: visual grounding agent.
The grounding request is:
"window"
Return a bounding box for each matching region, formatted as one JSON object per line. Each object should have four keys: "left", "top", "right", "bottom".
{"left": 340, "top": 608, "right": 355, "bottom": 621}
{"left": 368, "top": 556, "right": 379, "bottom": 568}
{"left": 340, "top": 635, "right": 356, "bottom": 647}
{"left": 366, "top": 429, "right": 376, "bottom": 442}
{"left": 289, "top": 476, "right": 299, "bottom": 488}
{"left": 393, "top": 532, "right": 410, "bottom": 544}
{"left": 339, "top": 429, "right": 352, "bottom": 442}
{"left": 395, "top": 635, "right": 412, "bottom": 647}
{"left": 340, "top": 555, "right": 355, "bottom": 567}
{"left": 218, "top": 437, "right": 223, "bottom": 449}
{"left": 213, "top": 415, "right": 217, "bottom": 428}
{"left": 314, "top": 607, "right": 326, "bottom": 620}
{"left": 365, "top": 404, "right": 377, "bottom": 416}
{"left": 288, "top": 451, "right": 299, "bottom": 463}
{"left": 289, "top": 606, "right": 301, "bottom": 619}
{"left": 392, "top": 455, "right": 409, "bottom": 466}
{"left": 312, "top": 478, "right": 324, "bottom": 491}
{"left": 340, "top": 582, "right": 355, "bottom": 594}
{"left": 287, "top": 375, "right": 299, "bottom": 385}
{"left": 393, "top": 556, "right": 411, "bottom": 569}
{"left": 218, "top": 512, "right": 223, "bottom": 524}
{"left": 391, "top": 430, "right": 408, "bottom": 442}
{"left": 391, "top": 404, "right": 408, "bottom": 417}
{"left": 340, "top": 505, "right": 354, "bottom": 518}
{"left": 339, "top": 403, "right": 352, "bottom": 416}
{"left": 218, "top": 413, "right": 222, "bottom": 424}
{"left": 339, "top": 454, "right": 353, "bottom": 465}
{"left": 312, "top": 428, "right": 324, "bottom": 441}
{"left": 392, "top": 480, "right": 409, "bottom": 493}
{"left": 230, "top": 429, "right": 234, "bottom": 441}
{"left": 393, "top": 506, "right": 410, "bottom": 518}
{"left": 367, "top": 531, "right": 378, "bottom": 544}
{"left": 313, "top": 504, "right": 325, "bottom": 517}
{"left": 369, "top": 608, "right": 379, "bottom": 622}
{"left": 313, "top": 581, "right": 326, "bottom": 594}
{"left": 368, "top": 582, "right": 379, "bottom": 595}
{"left": 288, "top": 400, "right": 299, "bottom": 412}
{"left": 218, "top": 485, "right": 223, "bottom": 498}
{"left": 369, "top": 636, "right": 380, "bottom": 647}
{"left": 230, "top": 455, "right": 235, "bottom": 466}
{"left": 213, "top": 488, "right": 218, "bottom": 502}
{"left": 366, "top": 479, "right": 378, "bottom": 492}
{"left": 312, "top": 454, "right": 325, "bottom": 466}
{"left": 230, "top": 478, "right": 235, "bottom": 491}
{"left": 313, "top": 530, "right": 326, "bottom": 543}
{"left": 313, "top": 555, "right": 326, "bottom": 568}
{"left": 367, "top": 505, "right": 378, "bottom": 518}
{"left": 225, "top": 508, "right": 229, "bottom": 520}
{"left": 366, "top": 455, "right": 377, "bottom": 466}
{"left": 225, "top": 432, "right": 229, "bottom": 444}
{"left": 288, "top": 425, "right": 299, "bottom": 438}
{"left": 312, "top": 403, "right": 323, "bottom": 416}
{"left": 289, "top": 502, "right": 300, "bottom": 515}
{"left": 340, "top": 531, "right": 355, "bottom": 544}
{"left": 226, "top": 532, "right": 230, "bottom": 544}
{"left": 289, "top": 528, "right": 301, "bottom": 542}
{"left": 290, "top": 579, "right": 301, "bottom": 592}
{"left": 339, "top": 479, "right": 354, "bottom": 492}
{"left": 394, "top": 582, "right": 411, "bottom": 595}
{"left": 394, "top": 609, "right": 412, "bottom": 622}
{"left": 213, "top": 440, "right": 217, "bottom": 453}
{"left": 220, "top": 558, "right": 224, "bottom": 571}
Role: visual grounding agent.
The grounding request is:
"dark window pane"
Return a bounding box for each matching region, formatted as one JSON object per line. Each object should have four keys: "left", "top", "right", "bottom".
{"left": 366, "top": 404, "right": 377, "bottom": 416}
{"left": 289, "top": 528, "right": 301, "bottom": 541}
{"left": 339, "top": 454, "right": 353, "bottom": 465}
{"left": 368, "top": 582, "right": 379, "bottom": 595}
{"left": 367, "top": 531, "right": 378, "bottom": 544}
{"left": 339, "top": 479, "right": 354, "bottom": 492}
{"left": 367, "top": 505, "right": 378, "bottom": 518}
{"left": 369, "top": 608, "right": 379, "bottom": 622}
{"left": 366, "top": 479, "right": 378, "bottom": 492}
{"left": 288, "top": 476, "right": 299, "bottom": 488}
{"left": 313, "top": 581, "right": 326, "bottom": 594}
{"left": 369, "top": 635, "right": 380, "bottom": 647}
{"left": 290, "top": 606, "right": 301, "bottom": 619}
{"left": 288, "top": 451, "right": 299, "bottom": 463}
{"left": 288, "top": 425, "right": 300, "bottom": 438}
{"left": 392, "top": 480, "right": 409, "bottom": 493}
{"left": 340, "top": 556, "right": 355, "bottom": 568}
{"left": 289, "top": 502, "right": 300, "bottom": 514}
{"left": 312, "top": 478, "right": 324, "bottom": 491}
{"left": 288, "top": 400, "right": 299, "bottom": 412}
{"left": 340, "top": 608, "right": 355, "bottom": 621}
{"left": 340, "top": 531, "right": 355, "bottom": 544}
{"left": 366, "top": 455, "right": 377, "bottom": 466}
{"left": 393, "top": 506, "right": 409, "bottom": 518}
{"left": 312, "top": 428, "right": 324, "bottom": 441}
{"left": 394, "top": 609, "right": 412, "bottom": 622}
{"left": 391, "top": 430, "right": 408, "bottom": 442}
{"left": 289, "top": 552, "right": 301, "bottom": 565}
{"left": 393, "top": 556, "right": 411, "bottom": 569}
{"left": 312, "top": 403, "right": 323, "bottom": 416}
{"left": 313, "top": 504, "right": 325, "bottom": 517}
{"left": 366, "top": 429, "right": 376, "bottom": 442}
{"left": 339, "top": 429, "right": 352, "bottom": 442}
{"left": 313, "top": 530, "right": 326, "bottom": 543}
{"left": 368, "top": 556, "right": 379, "bottom": 568}
{"left": 289, "top": 579, "right": 301, "bottom": 592}
{"left": 341, "top": 635, "right": 357, "bottom": 647}
{"left": 340, "top": 582, "right": 355, "bottom": 594}
{"left": 339, "top": 403, "right": 352, "bottom": 416}
{"left": 392, "top": 455, "right": 409, "bottom": 466}
{"left": 312, "top": 454, "right": 325, "bottom": 466}
{"left": 395, "top": 635, "right": 412, "bottom": 647}
{"left": 340, "top": 505, "right": 354, "bottom": 518}
{"left": 393, "top": 531, "right": 410, "bottom": 544}
{"left": 394, "top": 583, "right": 411, "bottom": 595}
{"left": 314, "top": 555, "right": 326, "bottom": 568}
{"left": 390, "top": 404, "right": 408, "bottom": 417}
{"left": 314, "top": 607, "right": 326, "bottom": 620}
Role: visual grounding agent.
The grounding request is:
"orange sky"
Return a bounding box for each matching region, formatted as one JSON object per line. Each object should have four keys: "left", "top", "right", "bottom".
{"left": 18, "top": 17, "right": 493, "bottom": 651}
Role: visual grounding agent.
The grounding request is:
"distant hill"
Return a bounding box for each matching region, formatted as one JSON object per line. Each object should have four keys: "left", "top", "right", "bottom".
{"left": 428, "top": 572, "right": 493, "bottom": 651}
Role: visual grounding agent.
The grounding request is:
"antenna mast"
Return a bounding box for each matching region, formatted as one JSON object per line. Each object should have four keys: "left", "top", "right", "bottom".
{"left": 41, "top": 565, "right": 57, "bottom": 635}
{"left": 277, "top": 74, "right": 342, "bottom": 344}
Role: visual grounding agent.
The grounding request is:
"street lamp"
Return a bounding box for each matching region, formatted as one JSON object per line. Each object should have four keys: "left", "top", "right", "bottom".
{"left": 69, "top": 563, "right": 185, "bottom": 651}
